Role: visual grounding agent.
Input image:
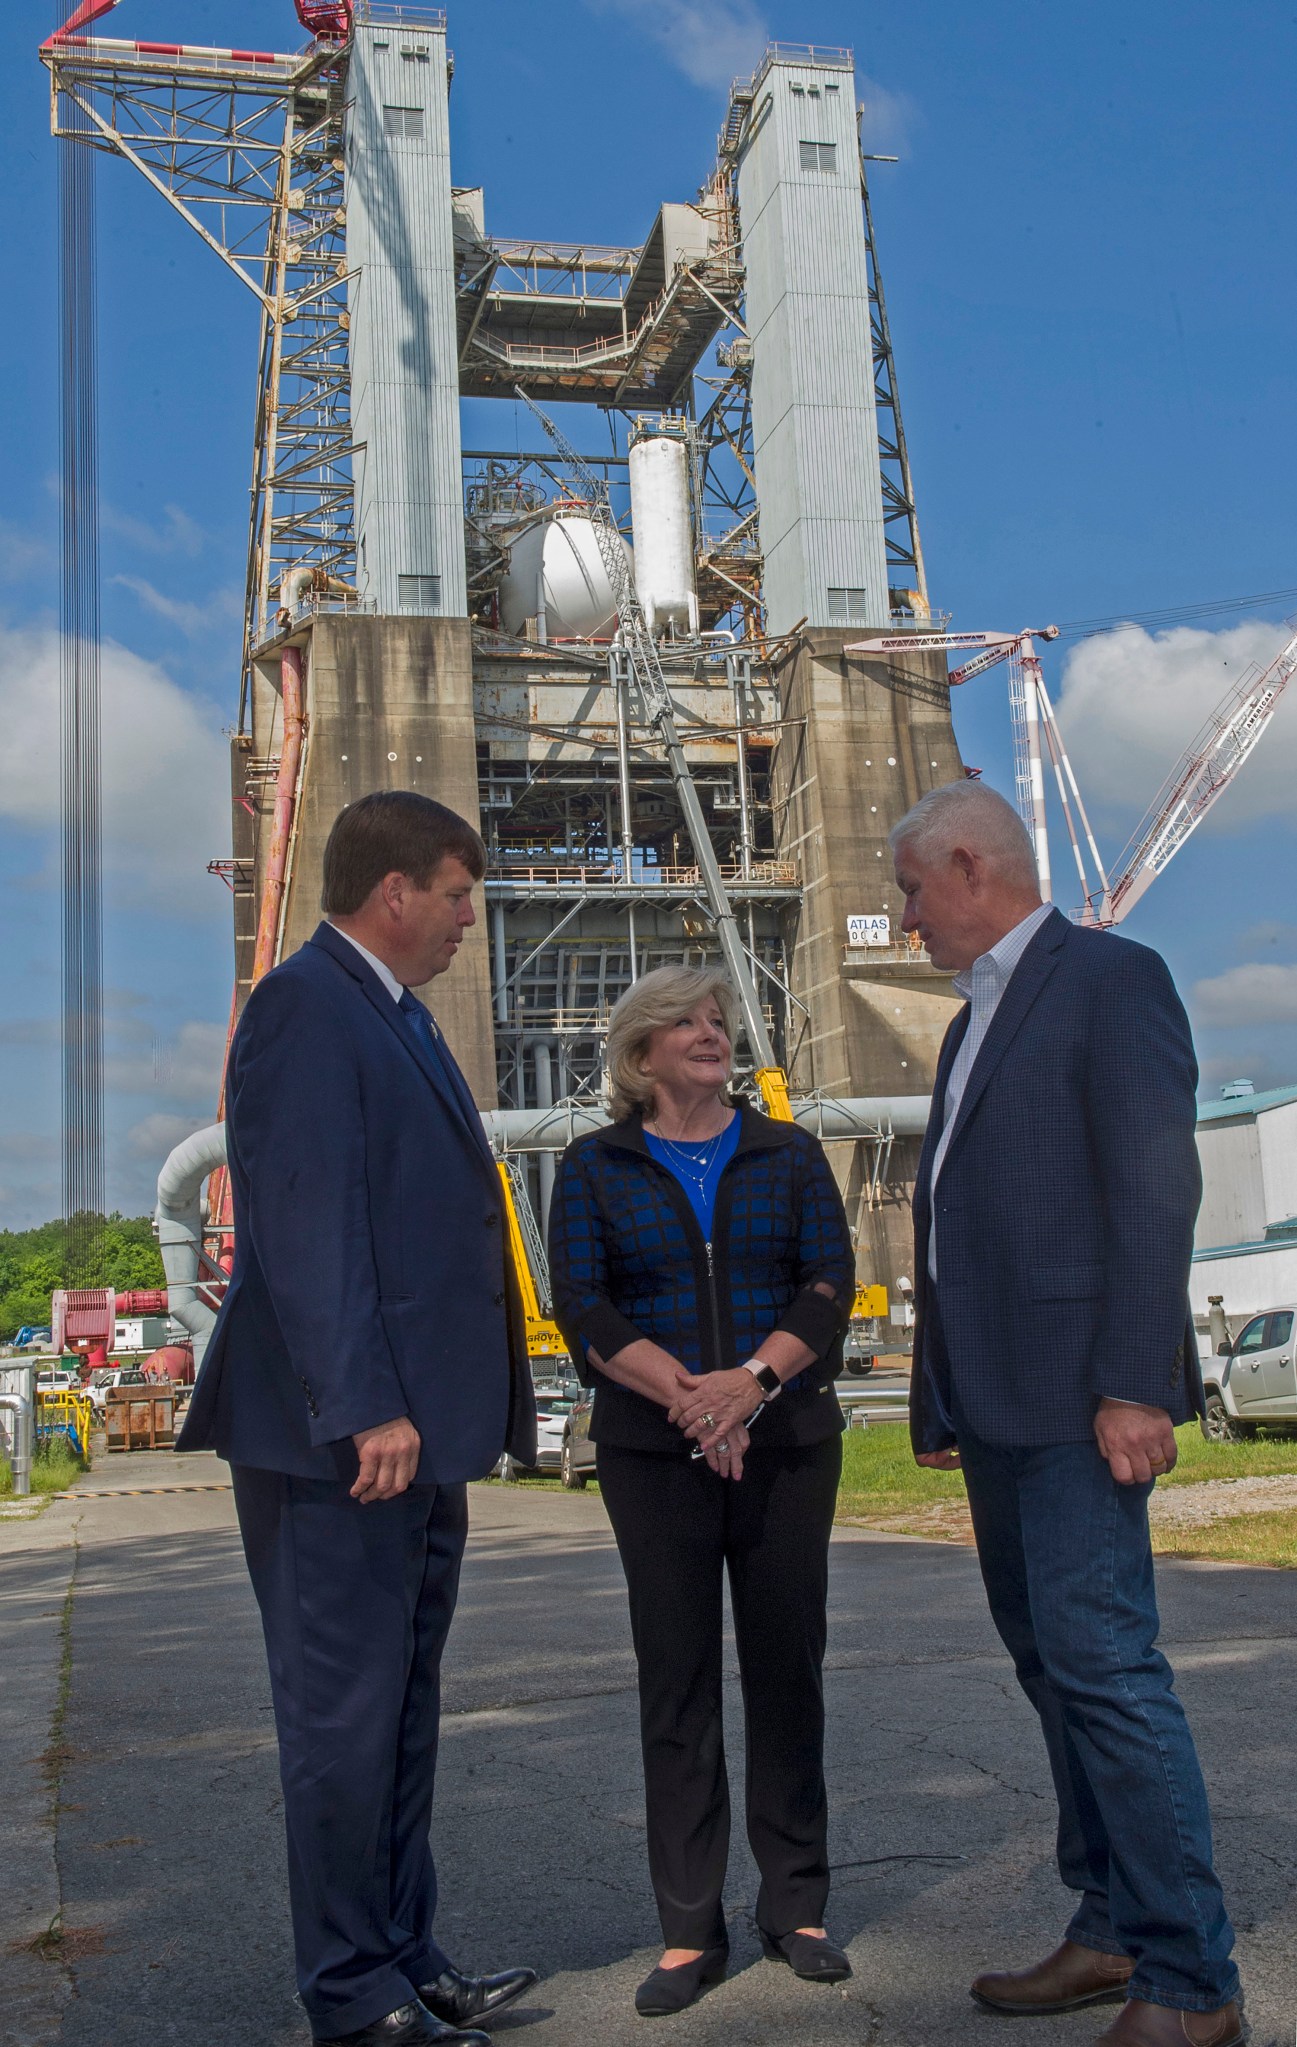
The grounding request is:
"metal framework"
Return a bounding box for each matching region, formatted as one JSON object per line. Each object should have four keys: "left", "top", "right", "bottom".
{"left": 859, "top": 144, "right": 928, "bottom": 614}
{"left": 1094, "top": 625, "right": 1297, "bottom": 926}
{"left": 41, "top": 28, "right": 356, "bottom": 718}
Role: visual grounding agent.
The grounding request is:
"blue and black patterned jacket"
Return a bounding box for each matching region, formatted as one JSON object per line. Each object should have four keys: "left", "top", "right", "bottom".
{"left": 548, "top": 1104, "right": 855, "bottom": 1453}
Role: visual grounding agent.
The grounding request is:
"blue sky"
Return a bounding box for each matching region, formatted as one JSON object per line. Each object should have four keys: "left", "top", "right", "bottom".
{"left": 0, "top": 0, "right": 1294, "bottom": 1222}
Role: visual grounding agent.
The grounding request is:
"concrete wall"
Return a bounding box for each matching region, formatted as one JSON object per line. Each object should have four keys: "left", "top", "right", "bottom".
{"left": 770, "top": 630, "right": 965, "bottom": 1286}
{"left": 345, "top": 21, "right": 466, "bottom": 617}
{"left": 246, "top": 615, "right": 496, "bottom": 1103}
{"left": 736, "top": 55, "right": 890, "bottom": 636}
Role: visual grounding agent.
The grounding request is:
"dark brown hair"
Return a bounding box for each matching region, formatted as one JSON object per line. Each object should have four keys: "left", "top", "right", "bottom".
{"left": 321, "top": 791, "right": 486, "bottom": 915}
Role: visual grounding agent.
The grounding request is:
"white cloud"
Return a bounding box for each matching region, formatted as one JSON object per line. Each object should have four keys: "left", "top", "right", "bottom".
{"left": 0, "top": 623, "right": 230, "bottom": 918}
{"left": 1191, "top": 963, "right": 1297, "bottom": 1030}
{"left": 101, "top": 502, "right": 205, "bottom": 559}
{"left": 112, "top": 575, "right": 242, "bottom": 638}
{"left": 585, "top": 0, "right": 768, "bottom": 90}
{"left": 858, "top": 73, "right": 917, "bottom": 158}
{"left": 107, "top": 1019, "right": 226, "bottom": 1101}
{"left": 126, "top": 1110, "right": 210, "bottom": 1159}
{"left": 1053, "top": 620, "right": 1297, "bottom": 831}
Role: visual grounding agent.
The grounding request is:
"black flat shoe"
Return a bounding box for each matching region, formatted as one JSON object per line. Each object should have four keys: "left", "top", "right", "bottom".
{"left": 417, "top": 1964, "right": 539, "bottom": 2027}
{"left": 759, "top": 1929, "right": 852, "bottom": 1982}
{"left": 634, "top": 1947, "right": 728, "bottom": 2016}
{"left": 319, "top": 2000, "right": 489, "bottom": 2046}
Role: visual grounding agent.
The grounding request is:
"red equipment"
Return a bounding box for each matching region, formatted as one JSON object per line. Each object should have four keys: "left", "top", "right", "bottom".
{"left": 294, "top": 1, "right": 354, "bottom": 38}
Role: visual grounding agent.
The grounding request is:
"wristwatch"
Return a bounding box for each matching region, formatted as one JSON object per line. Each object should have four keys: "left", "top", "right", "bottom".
{"left": 742, "top": 1359, "right": 783, "bottom": 1401}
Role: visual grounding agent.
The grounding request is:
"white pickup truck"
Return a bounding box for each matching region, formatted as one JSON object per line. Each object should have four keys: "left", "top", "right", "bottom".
{"left": 1201, "top": 1305, "right": 1296, "bottom": 1441}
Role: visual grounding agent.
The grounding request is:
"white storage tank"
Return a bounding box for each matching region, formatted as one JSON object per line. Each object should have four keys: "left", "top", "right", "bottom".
{"left": 498, "top": 511, "right": 632, "bottom": 641}
{"left": 628, "top": 423, "right": 699, "bottom": 638}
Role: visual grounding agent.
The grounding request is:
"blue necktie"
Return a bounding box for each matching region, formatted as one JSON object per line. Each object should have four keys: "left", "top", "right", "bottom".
{"left": 397, "top": 987, "right": 441, "bottom": 1057}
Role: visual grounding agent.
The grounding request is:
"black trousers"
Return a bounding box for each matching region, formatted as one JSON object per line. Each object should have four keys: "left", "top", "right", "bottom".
{"left": 232, "top": 1466, "right": 467, "bottom": 2039}
{"left": 597, "top": 1437, "right": 842, "bottom": 1949}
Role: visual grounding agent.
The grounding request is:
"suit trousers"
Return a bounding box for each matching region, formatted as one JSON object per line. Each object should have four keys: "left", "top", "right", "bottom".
{"left": 949, "top": 1389, "right": 1239, "bottom": 2011}
{"left": 232, "top": 1466, "right": 468, "bottom": 2038}
{"left": 596, "top": 1438, "right": 842, "bottom": 1949}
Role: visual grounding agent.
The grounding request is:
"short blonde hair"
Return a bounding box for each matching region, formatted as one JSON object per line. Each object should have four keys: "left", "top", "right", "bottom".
{"left": 605, "top": 965, "right": 739, "bottom": 1123}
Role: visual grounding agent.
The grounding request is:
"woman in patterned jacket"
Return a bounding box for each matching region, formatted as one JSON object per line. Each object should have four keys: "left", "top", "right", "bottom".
{"left": 548, "top": 963, "right": 856, "bottom": 2018}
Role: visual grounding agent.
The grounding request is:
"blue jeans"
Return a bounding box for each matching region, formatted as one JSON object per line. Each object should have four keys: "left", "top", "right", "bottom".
{"left": 954, "top": 1403, "right": 1238, "bottom": 2011}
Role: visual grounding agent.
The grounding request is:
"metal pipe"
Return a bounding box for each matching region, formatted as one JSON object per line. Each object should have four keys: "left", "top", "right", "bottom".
{"left": 0, "top": 1388, "right": 33, "bottom": 1497}
{"left": 611, "top": 649, "right": 638, "bottom": 981}
{"left": 534, "top": 568, "right": 548, "bottom": 646}
{"left": 533, "top": 1041, "right": 555, "bottom": 1232}
{"left": 251, "top": 642, "right": 305, "bottom": 984}
{"left": 155, "top": 1122, "right": 229, "bottom": 1369}
{"left": 730, "top": 652, "right": 754, "bottom": 881}
{"left": 491, "top": 899, "right": 509, "bottom": 1026}
{"left": 479, "top": 1094, "right": 933, "bottom": 1152}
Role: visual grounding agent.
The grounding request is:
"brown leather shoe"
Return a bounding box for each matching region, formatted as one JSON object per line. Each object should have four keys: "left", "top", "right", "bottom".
{"left": 972, "top": 1939, "right": 1135, "bottom": 2014}
{"left": 1094, "top": 1999, "right": 1244, "bottom": 2047}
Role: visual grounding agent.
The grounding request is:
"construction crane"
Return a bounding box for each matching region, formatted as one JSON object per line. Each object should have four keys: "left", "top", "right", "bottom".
{"left": 850, "top": 618, "right": 1296, "bottom": 929}
{"left": 849, "top": 625, "right": 1113, "bottom": 912}
{"left": 513, "top": 387, "right": 794, "bottom": 1120}
{"left": 496, "top": 1158, "right": 570, "bottom": 1368}
{"left": 1090, "top": 623, "right": 1297, "bottom": 926}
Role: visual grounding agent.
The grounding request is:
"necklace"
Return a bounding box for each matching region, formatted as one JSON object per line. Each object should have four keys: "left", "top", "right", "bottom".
{"left": 647, "top": 1115, "right": 733, "bottom": 1196}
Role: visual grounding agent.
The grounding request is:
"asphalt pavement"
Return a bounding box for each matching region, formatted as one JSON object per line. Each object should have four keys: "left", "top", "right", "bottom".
{"left": 1, "top": 1450, "right": 1294, "bottom": 2047}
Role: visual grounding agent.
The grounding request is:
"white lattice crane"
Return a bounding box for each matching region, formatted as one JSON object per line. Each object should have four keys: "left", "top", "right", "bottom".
{"left": 1092, "top": 625, "right": 1297, "bottom": 925}
{"left": 849, "top": 625, "right": 1114, "bottom": 915}
{"left": 849, "top": 619, "right": 1296, "bottom": 927}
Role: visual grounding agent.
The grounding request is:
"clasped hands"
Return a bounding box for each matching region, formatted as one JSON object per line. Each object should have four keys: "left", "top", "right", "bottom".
{"left": 668, "top": 1366, "right": 761, "bottom": 1481}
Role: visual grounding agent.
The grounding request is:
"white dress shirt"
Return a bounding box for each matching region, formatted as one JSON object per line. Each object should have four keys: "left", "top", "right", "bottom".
{"left": 927, "top": 901, "right": 1053, "bottom": 1281}
{"left": 331, "top": 924, "right": 404, "bottom": 1004}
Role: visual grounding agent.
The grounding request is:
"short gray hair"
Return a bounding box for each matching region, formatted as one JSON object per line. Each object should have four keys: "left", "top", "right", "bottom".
{"left": 888, "top": 779, "right": 1038, "bottom": 886}
{"left": 605, "top": 964, "right": 738, "bottom": 1123}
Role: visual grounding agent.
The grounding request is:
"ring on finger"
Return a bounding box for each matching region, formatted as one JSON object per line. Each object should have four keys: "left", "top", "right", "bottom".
{"left": 701, "top": 1411, "right": 715, "bottom": 1429}
{"left": 716, "top": 1438, "right": 730, "bottom": 1454}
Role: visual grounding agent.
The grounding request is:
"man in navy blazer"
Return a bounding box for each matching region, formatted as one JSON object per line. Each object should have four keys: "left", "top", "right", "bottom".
{"left": 891, "top": 781, "right": 1239, "bottom": 2047}
{"left": 179, "top": 791, "right": 537, "bottom": 2047}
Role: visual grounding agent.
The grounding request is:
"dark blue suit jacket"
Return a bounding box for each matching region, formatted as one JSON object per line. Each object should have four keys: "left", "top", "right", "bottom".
{"left": 910, "top": 909, "right": 1205, "bottom": 1453}
{"left": 178, "top": 922, "right": 537, "bottom": 1484}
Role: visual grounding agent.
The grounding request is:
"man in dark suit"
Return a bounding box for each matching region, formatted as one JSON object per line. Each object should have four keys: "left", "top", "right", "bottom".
{"left": 179, "top": 791, "right": 538, "bottom": 2047}
{"left": 890, "top": 781, "right": 1239, "bottom": 2047}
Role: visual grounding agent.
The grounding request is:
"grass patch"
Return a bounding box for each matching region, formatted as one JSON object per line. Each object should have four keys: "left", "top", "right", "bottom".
{"left": 0, "top": 1437, "right": 89, "bottom": 1499}
{"left": 1156, "top": 1426, "right": 1297, "bottom": 1485}
{"left": 1153, "top": 1508, "right": 1297, "bottom": 1569}
{"left": 836, "top": 1419, "right": 1297, "bottom": 1529}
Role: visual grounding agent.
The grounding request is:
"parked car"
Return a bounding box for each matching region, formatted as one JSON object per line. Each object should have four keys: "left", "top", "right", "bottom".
{"left": 559, "top": 1386, "right": 597, "bottom": 1490}
{"left": 83, "top": 1366, "right": 148, "bottom": 1415}
{"left": 1201, "top": 1305, "right": 1296, "bottom": 1441}
{"left": 497, "top": 1386, "right": 582, "bottom": 1481}
{"left": 35, "top": 1366, "right": 83, "bottom": 1395}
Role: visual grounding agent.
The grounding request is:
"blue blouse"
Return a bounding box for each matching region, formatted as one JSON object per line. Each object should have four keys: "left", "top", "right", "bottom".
{"left": 643, "top": 1115, "right": 741, "bottom": 1239}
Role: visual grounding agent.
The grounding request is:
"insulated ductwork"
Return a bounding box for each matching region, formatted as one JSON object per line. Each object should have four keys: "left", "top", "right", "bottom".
{"left": 479, "top": 1096, "right": 933, "bottom": 1153}
{"left": 155, "top": 1122, "right": 229, "bottom": 1369}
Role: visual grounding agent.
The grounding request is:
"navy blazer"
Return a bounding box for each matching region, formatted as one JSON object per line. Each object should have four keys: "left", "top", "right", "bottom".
{"left": 911, "top": 908, "right": 1205, "bottom": 1453}
{"left": 178, "top": 922, "right": 537, "bottom": 1484}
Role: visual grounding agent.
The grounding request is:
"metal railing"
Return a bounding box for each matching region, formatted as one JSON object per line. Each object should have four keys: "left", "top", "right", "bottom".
{"left": 488, "top": 859, "right": 798, "bottom": 889}
{"left": 354, "top": 3, "right": 447, "bottom": 27}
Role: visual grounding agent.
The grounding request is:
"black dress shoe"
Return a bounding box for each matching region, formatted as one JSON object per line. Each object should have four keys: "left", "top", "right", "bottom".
{"left": 320, "top": 2001, "right": 490, "bottom": 2047}
{"left": 634, "top": 1947, "right": 728, "bottom": 2016}
{"left": 759, "top": 1929, "right": 852, "bottom": 1982}
{"left": 417, "top": 1964, "right": 539, "bottom": 2028}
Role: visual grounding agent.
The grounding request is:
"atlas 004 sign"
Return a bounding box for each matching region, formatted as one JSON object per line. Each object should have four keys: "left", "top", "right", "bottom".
{"left": 847, "top": 914, "right": 891, "bottom": 948}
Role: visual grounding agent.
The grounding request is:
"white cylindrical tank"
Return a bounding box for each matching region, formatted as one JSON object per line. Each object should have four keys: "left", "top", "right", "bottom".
{"left": 628, "top": 427, "right": 698, "bottom": 638}
{"left": 498, "top": 512, "right": 632, "bottom": 641}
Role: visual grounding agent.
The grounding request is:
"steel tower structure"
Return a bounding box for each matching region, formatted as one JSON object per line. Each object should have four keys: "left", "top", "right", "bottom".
{"left": 43, "top": 6, "right": 966, "bottom": 1286}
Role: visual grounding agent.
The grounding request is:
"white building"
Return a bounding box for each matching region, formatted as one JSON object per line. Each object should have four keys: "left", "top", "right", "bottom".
{"left": 1192, "top": 1083, "right": 1297, "bottom": 1326}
